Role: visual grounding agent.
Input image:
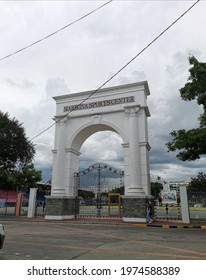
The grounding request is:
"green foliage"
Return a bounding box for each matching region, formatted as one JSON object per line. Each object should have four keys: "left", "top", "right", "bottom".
{"left": 78, "top": 189, "right": 95, "bottom": 199}
{"left": 15, "top": 163, "right": 42, "bottom": 192}
{"left": 150, "top": 182, "right": 163, "bottom": 198}
{"left": 109, "top": 186, "right": 124, "bottom": 195}
{"left": 0, "top": 163, "right": 42, "bottom": 192}
{"left": 188, "top": 172, "right": 206, "bottom": 192}
{"left": 0, "top": 111, "right": 36, "bottom": 190}
{"left": 180, "top": 56, "right": 206, "bottom": 122}
{"left": 0, "top": 169, "right": 16, "bottom": 190}
{"left": 0, "top": 111, "right": 35, "bottom": 170}
{"left": 167, "top": 128, "right": 206, "bottom": 161}
{"left": 166, "top": 56, "right": 206, "bottom": 161}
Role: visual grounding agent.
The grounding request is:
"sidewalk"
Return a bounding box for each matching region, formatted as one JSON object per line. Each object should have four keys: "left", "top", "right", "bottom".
{"left": 1, "top": 215, "right": 206, "bottom": 229}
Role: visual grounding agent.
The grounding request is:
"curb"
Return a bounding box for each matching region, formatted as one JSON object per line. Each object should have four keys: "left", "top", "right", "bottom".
{"left": 1, "top": 216, "right": 206, "bottom": 229}
{"left": 131, "top": 223, "right": 206, "bottom": 229}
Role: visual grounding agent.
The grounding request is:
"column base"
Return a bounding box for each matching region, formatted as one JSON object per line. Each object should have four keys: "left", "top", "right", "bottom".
{"left": 121, "top": 195, "right": 154, "bottom": 223}
{"left": 44, "top": 196, "right": 79, "bottom": 220}
{"left": 127, "top": 187, "right": 146, "bottom": 196}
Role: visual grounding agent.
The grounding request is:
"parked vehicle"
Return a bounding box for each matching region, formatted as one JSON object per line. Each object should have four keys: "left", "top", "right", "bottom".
{"left": 0, "top": 224, "right": 5, "bottom": 249}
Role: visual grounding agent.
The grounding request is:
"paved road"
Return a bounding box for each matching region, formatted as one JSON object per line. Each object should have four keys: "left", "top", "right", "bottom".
{"left": 0, "top": 218, "right": 206, "bottom": 260}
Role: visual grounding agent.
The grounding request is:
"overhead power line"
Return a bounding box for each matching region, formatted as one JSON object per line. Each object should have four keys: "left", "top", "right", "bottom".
{"left": 31, "top": 0, "right": 200, "bottom": 142}
{"left": 0, "top": 0, "right": 113, "bottom": 62}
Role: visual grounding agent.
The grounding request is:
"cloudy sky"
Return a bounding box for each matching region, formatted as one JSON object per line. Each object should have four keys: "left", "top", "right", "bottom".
{"left": 0, "top": 0, "right": 206, "bottom": 184}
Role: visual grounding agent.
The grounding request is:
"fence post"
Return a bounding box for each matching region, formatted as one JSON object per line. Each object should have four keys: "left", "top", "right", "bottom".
{"left": 27, "top": 188, "right": 38, "bottom": 218}
{"left": 180, "top": 185, "right": 190, "bottom": 224}
{"left": 15, "top": 192, "right": 23, "bottom": 216}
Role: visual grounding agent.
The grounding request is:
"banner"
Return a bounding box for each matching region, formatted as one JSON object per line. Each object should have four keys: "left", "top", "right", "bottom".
{"left": 161, "top": 190, "right": 177, "bottom": 205}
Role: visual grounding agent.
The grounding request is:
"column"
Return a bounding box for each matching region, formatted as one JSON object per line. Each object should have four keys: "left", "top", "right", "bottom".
{"left": 52, "top": 117, "right": 67, "bottom": 196}
{"left": 125, "top": 106, "right": 145, "bottom": 196}
{"left": 65, "top": 148, "right": 81, "bottom": 197}
{"left": 122, "top": 143, "right": 129, "bottom": 195}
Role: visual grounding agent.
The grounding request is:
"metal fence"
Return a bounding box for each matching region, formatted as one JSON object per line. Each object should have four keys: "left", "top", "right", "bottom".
{"left": 154, "top": 192, "right": 206, "bottom": 221}
{"left": 0, "top": 189, "right": 48, "bottom": 217}
{"left": 187, "top": 192, "right": 206, "bottom": 207}
{"left": 1, "top": 190, "right": 206, "bottom": 221}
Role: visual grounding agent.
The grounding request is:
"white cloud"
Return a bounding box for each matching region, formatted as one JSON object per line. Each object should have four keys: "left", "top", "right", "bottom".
{"left": 80, "top": 131, "right": 124, "bottom": 170}
{"left": 0, "top": 1, "right": 206, "bottom": 182}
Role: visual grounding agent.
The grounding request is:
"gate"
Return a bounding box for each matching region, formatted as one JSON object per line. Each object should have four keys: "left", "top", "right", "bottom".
{"left": 75, "top": 163, "right": 124, "bottom": 218}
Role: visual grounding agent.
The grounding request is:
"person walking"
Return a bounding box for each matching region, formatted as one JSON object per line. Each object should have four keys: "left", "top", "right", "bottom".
{"left": 165, "top": 203, "right": 169, "bottom": 219}
{"left": 146, "top": 201, "right": 153, "bottom": 224}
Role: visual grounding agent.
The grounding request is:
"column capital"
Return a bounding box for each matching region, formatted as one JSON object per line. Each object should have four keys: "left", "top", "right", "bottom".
{"left": 53, "top": 116, "right": 67, "bottom": 125}
{"left": 122, "top": 142, "right": 129, "bottom": 148}
{"left": 124, "top": 105, "right": 140, "bottom": 116}
{"left": 65, "top": 148, "right": 81, "bottom": 156}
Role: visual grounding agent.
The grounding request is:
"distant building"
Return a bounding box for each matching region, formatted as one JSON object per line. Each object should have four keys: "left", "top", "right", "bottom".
{"left": 168, "top": 180, "right": 190, "bottom": 192}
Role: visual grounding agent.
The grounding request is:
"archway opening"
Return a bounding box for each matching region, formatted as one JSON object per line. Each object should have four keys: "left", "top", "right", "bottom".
{"left": 77, "top": 131, "right": 124, "bottom": 217}
{"left": 79, "top": 130, "right": 124, "bottom": 170}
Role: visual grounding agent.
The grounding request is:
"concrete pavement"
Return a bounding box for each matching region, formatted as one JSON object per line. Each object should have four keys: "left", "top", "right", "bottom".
{"left": 1, "top": 216, "right": 206, "bottom": 260}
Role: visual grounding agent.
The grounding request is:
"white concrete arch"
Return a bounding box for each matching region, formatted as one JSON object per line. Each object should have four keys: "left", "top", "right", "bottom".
{"left": 45, "top": 81, "right": 152, "bottom": 222}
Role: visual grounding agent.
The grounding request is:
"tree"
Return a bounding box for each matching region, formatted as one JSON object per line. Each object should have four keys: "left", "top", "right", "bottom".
{"left": 150, "top": 182, "right": 163, "bottom": 199}
{"left": 78, "top": 189, "right": 95, "bottom": 199}
{"left": 15, "top": 163, "right": 42, "bottom": 192}
{"left": 0, "top": 111, "right": 35, "bottom": 189}
{"left": 0, "top": 169, "right": 16, "bottom": 190}
{"left": 109, "top": 186, "right": 124, "bottom": 195}
{"left": 166, "top": 56, "right": 206, "bottom": 161}
{"left": 188, "top": 172, "right": 206, "bottom": 192}
{"left": 0, "top": 111, "right": 35, "bottom": 169}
